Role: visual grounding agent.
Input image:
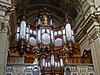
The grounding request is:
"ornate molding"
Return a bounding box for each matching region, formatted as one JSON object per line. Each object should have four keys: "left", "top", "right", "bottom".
{"left": 0, "top": 2, "right": 12, "bottom": 12}
{"left": 75, "top": 9, "right": 100, "bottom": 44}
{"left": 0, "top": 0, "right": 14, "bottom": 15}
{"left": 87, "top": 13, "right": 100, "bottom": 44}
{"left": 0, "top": 22, "right": 5, "bottom": 30}
{"left": 0, "top": 22, "right": 10, "bottom": 33}
{"left": 88, "top": 29, "right": 100, "bottom": 44}
{"left": 75, "top": 13, "right": 94, "bottom": 43}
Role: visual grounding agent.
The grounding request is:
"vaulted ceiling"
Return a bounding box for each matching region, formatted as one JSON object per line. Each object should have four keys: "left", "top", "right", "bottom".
{"left": 15, "top": 0, "right": 83, "bottom": 26}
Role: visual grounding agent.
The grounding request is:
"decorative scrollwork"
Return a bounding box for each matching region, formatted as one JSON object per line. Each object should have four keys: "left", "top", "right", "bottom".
{"left": 0, "top": 22, "right": 5, "bottom": 30}
{"left": 88, "top": 30, "right": 100, "bottom": 44}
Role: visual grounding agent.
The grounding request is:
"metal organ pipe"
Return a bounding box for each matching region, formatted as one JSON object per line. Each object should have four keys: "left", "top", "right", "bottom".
{"left": 19, "top": 21, "right": 27, "bottom": 39}
{"left": 65, "top": 23, "right": 72, "bottom": 41}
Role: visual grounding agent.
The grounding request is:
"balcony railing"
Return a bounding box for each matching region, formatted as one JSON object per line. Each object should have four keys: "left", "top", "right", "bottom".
{"left": 6, "top": 63, "right": 94, "bottom": 75}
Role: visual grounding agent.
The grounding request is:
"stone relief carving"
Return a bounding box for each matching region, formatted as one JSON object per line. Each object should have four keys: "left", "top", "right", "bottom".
{"left": 88, "top": 30, "right": 100, "bottom": 44}
{"left": 85, "top": 13, "right": 100, "bottom": 44}
{"left": 0, "top": 22, "right": 5, "bottom": 30}
{"left": 0, "top": 21, "right": 9, "bottom": 32}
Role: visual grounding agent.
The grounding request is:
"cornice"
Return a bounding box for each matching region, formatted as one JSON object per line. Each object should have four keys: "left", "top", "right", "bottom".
{"left": 75, "top": 13, "right": 94, "bottom": 43}
{"left": 74, "top": 2, "right": 90, "bottom": 31}
{"left": 0, "top": 0, "right": 13, "bottom": 12}
{"left": 86, "top": 13, "right": 100, "bottom": 44}
{"left": 0, "top": 5, "right": 8, "bottom": 11}
{"left": 74, "top": 7, "right": 100, "bottom": 43}
{"left": 0, "top": 0, "right": 11, "bottom": 7}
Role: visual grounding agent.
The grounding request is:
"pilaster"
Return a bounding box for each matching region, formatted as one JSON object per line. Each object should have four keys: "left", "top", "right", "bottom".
{"left": 74, "top": 1, "right": 100, "bottom": 74}
{"left": 87, "top": 16, "right": 100, "bottom": 75}
{"left": 0, "top": 1, "right": 12, "bottom": 75}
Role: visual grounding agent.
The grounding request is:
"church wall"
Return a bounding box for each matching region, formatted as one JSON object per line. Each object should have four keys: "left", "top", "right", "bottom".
{"left": 1, "top": 0, "right": 100, "bottom": 75}
{"left": 0, "top": 0, "right": 11, "bottom": 75}
{"left": 74, "top": 0, "right": 100, "bottom": 75}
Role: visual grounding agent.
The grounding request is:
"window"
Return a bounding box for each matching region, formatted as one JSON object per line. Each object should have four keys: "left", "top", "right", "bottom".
{"left": 32, "top": 67, "right": 39, "bottom": 75}
{"left": 66, "top": 68, "right": 71, "bottom": 75}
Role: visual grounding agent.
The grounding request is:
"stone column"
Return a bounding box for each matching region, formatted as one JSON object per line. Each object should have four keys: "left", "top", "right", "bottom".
{"left": 87, "top": 17, "right": 100, "bottom": 75}
{"left": 0, "top": 8, "right": 10, "bottom": 75}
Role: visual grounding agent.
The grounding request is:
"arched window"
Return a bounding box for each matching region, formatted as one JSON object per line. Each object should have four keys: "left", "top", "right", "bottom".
{"left": 32, "top": 67, "right": 39, "bottom": 75}
{"left": 66, "top": 68, "right": 71, "bottom": 75}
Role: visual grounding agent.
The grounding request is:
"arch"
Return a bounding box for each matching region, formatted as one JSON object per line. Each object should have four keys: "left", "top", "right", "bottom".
{"left": 66, "top": 68, "right": 71, "bottom": 75}
{"left": 32, "top": 65, "right": 41, "bottom": 75}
